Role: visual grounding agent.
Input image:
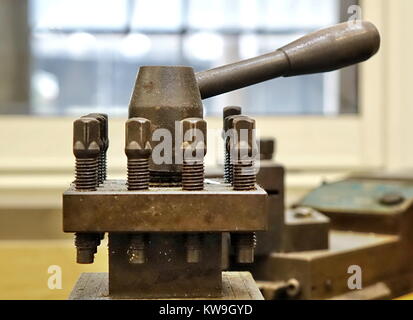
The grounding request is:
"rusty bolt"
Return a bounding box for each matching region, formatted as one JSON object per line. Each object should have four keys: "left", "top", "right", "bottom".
{"left": 181, "top": 118, "right": 207, "bottom": 191}
{"left": 73, "top": 117, "right": 101, "bottom": 191}
{"left": 231, "top": 116, "right": 257, "bottom": 191}
{"left": 84, "top": 113, "right": 109, "bottom": 184}
{"left": 73, "top": 117, "right": 103, "bottom": 265}
{"left": 223, "top": 107, "right": 242, "bottom": 183}
{"left": 125, "top": 118, "right": 152, "bottom": 191}
{"left": 75, "top": 233, "right": 98, "bottom": 264}
{"left": 230, "top": 116, "right": 257, "bottom": 264}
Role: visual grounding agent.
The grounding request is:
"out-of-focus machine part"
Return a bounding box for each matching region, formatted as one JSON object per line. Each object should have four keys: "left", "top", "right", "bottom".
{"left": 62, "top": 21, "right": 380, "bottom": 300}
{"left": 232, "top": 164, "right": 413, "bottom": 300}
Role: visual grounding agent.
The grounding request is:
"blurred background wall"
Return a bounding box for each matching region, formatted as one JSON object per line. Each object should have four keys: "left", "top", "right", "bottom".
{"left": 0, "top": 0, "right": 412, "bottom": 299}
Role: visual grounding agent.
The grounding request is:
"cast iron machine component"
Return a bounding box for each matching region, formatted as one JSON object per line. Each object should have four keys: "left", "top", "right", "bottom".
{"left": 63, "top": 21, "right": 380, "bottom": 299}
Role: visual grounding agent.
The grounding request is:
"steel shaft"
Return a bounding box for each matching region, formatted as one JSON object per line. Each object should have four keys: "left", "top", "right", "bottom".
{"left": 196, "top": 21, "right": 380, "bottom": 99}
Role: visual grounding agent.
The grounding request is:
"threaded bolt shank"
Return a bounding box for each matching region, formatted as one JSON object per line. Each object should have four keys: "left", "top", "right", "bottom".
{"left": 127, "top": 158, "right": 150, "bottom": 191}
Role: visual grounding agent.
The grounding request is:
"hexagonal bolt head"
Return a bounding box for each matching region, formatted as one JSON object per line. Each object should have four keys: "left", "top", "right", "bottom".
{"left": 181, "top": 118, "right": 207, "bottom": 162}
{"left": 73, "top": 118, "right": 101, "bottom": 159}
{"left": 84, "top": 113, "right": 109, "bottom": 151}
{"left": 232, "top": 116, "right": 257, "bottom": 162}
{"left": 125, "top": 118, "right": 152, "bottom": 159}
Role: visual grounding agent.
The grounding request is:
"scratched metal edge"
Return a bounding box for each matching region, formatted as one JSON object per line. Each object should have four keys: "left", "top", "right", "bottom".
{"left": 63, "top": 181, "right": 268, "bottom": 232}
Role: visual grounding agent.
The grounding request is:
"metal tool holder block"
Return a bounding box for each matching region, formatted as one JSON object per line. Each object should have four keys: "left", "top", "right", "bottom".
{"left": 63, "top": 182, "right": 267, "bottom": 298}
{"left": 62, "top": 21, "right": 381, "bottom": 300}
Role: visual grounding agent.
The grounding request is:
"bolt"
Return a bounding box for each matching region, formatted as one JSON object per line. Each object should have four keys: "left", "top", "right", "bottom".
{"left": 73, "top": 117, "right": 101, "bottom": 191}
{"left": 125, "top": 118, "right": 152, "bottom": 191}
{"left": 379, "top": 193, "right": 405, "bottom": 206}
{"left": 231, "top": 116, "right": 257, "bottom": 191}
{"left": 181, "top": 118, "right": 207, "bottom": 191}
{"left": 223, "top": 107, "right": 242, "bottom": 183}
{"left": 230, "top": 117, "right": 257, "bottom": 264}
{"left": 84, "top": 113, "right": 109, "bottom": 184}
{"left": 127, "top": 234, "right": 146, "bottom": 264}
{"left": 75, "top": 233, "right": 99, "bottom": 264}
{"left": 233, "top": 233, "right": 256, "bottom": 264}
{"left": 259, "top": 138, "right": 275, "bottom": 161}
{"left": 186, "top": 234, "right": 202, "bottom": 264}
{"left": 73, "top": 118, "right": 102, "bottom": 265}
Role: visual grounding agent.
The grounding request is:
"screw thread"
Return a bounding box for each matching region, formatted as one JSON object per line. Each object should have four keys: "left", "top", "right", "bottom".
{"left": 75, "top": 158, "right": 99, "bottom": 191}
{"left": 127, "top": 159, "right": 150, "bottom": 191}
{"left": 98, "top": 152, "right": 107, "bottom": 184}
{"left": 232, "top": 161, "right": 256, "bottom": 191}
{"left": 182, "top": 160, "right": 204, "bottom": 191}
{"left": 224, "top": 145, "right": 233, "bottom": 184}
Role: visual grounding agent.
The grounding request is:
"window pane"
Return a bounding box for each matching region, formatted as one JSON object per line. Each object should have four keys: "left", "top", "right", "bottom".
{"left": 0, "top": 0, "right": 357, "bottom": 116}
{"left": 31, "top": 0, "right": 129, "bottom": 31}
{"left": 131, "top": 0, "right": 183, "bottom": 31}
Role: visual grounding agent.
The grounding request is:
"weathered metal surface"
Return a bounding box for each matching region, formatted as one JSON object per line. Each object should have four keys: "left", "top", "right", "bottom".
{"left": 109, "top": 233, "right": 222, "bottom": 299}
{"left": 297, "top": 179, "right": 413, "bottom": 234}
{"left": 196, "top": 22, "right": 380, "bottom": 99}
{"left": 239, "top": 231, "right": 402, "bottom": 300}
{"left": 255, "top": 193, "right": 284, "bottom": 256}
{"left": 328, "top": 282, "right": 392, "bottom": 300}
{"left": 128, "top": 66, "right": 203, "bottom": 178}
{"left": 257, "top": 279, "right": 301, "bottom": 300}
{"left": 69, "top": 272, "right": 264, "bottom": 300}
{"left": 207, "top": 163, "right": 285, "bottom": 255}
{"left": 125, "top": 118, "right": 152, "bottom": 191}
{"left": 281, "top": 208, "right": 330, "bottom": 253}
{"left": 63, "top": 180, "right": 267, "bottom": 233}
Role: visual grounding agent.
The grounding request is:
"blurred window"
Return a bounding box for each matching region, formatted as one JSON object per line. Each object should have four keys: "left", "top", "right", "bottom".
{"left": 28, "top": 0, "right": 356, "bottom": 116}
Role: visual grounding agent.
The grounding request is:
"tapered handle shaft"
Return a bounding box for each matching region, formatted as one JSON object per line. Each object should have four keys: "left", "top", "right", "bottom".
{"left": 196, "top": 21, "right": 380, "bottom": 99}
